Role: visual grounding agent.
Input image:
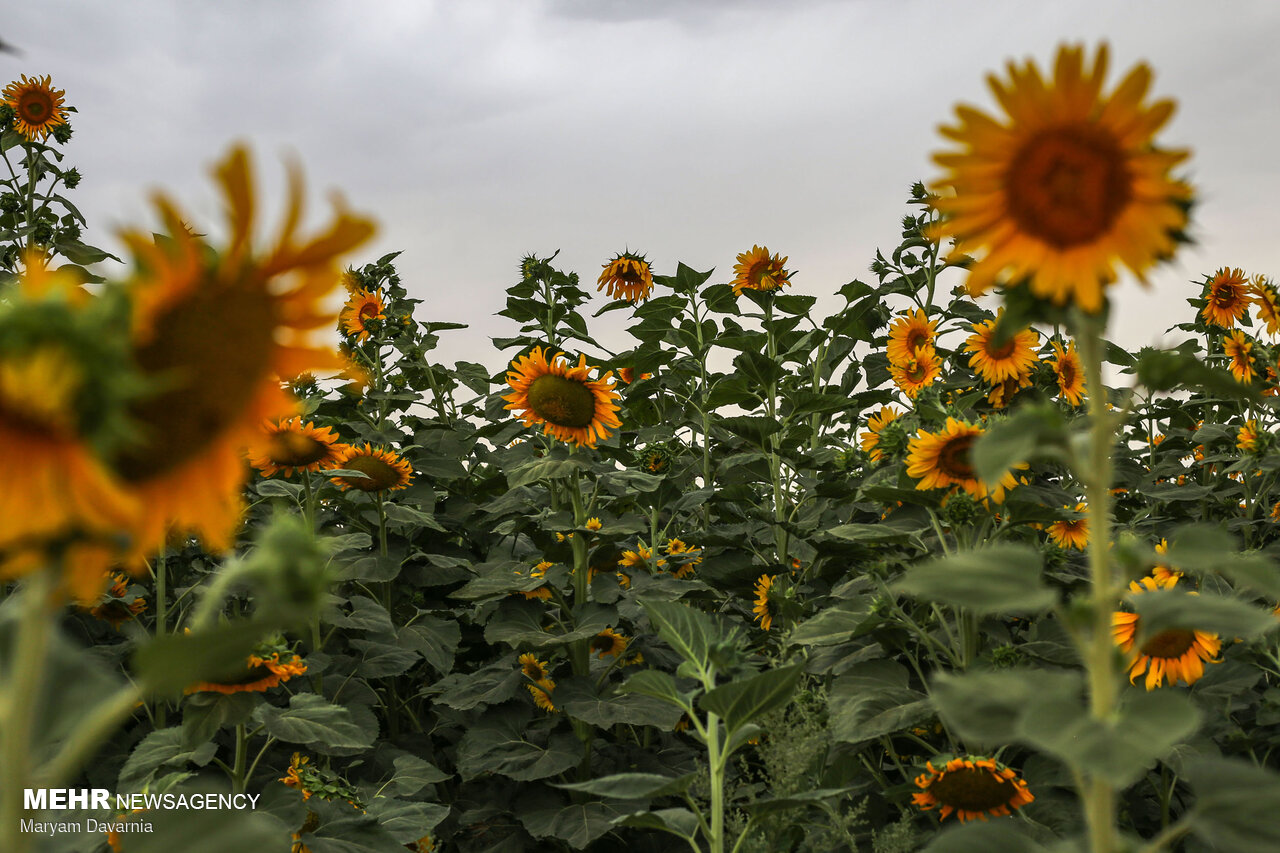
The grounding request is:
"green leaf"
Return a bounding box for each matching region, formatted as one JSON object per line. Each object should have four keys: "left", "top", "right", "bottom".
{"left": 117, "top": 807, "right": 289, "bottom": 853}
{"left": 387, "top": 753, "right": 451, "bottom": 797}
{"left": 891, "top": 545, "right": 1056, "bottom": 615}
{"left": 824, "top": 523, "right": 915, "bottom": 545}
{"left": 555, "top": 772, "right": 696, "bottom": 799}
{"left": 1130, "top": 588, "right": 1278, "bottom": 640}
{"left": 398, "top": 616, "right": 461, "bottom": 674}
{"left": 555, "top": 678, "right": 684, "bottom": 728}
{"left": 428, "top": 660, "right": 521, "bottom": 710}
{"left": 456, "top": 709, "right": 580, "bottom": 781}
{"left": 132, "top": 622, "right": 267, "bottom": 698}
{"left": 1136, "top": 343, "right": 1261, "bottom": 400}
{"left": 506, "top": 455, "right": 589, "bottom": 488}
{"left": 716, "top": 414, "right": 782, "bottom": 445}
{"left": 363, "top": 798, "right": 449, "bottom": 844}
{"left": 930, "top": 669, "right": 1081, "bottom": 749}
{"left": 641, "top": 599, "right": 723, "bottom": 671}
{"left": 117, "top": 727, "right": 218, "bottom": 791}
{"left": 1163, "top": 524, "right": 1280, "bottom": 598}
{"left": 255, "top": 479, "right": 302, "bottom": 499}
{"left": 612, "top": 807, "right": 700, "bottom": 839}
{"left": 921, "top": 821, "right": 1050, "bottom": 852}
{"left": 256, "top": 694, "right": 376, "bottom": 750}
{"left": 790, "top": 598, "right": 876, "bottom": 646}
{"left": 972, "top": 403, "right": 1067, "bottom": 486}
{"left": 739, "top": 788, "right": 855, "bottom": 817}
{"left": 349, "top": 639, "right": 420, "bottom": 678}
{"left": 829, "top": 660, "right": 932, "bottom": 745}
{"left": 617, "top": 669, "right": 694, "bottom": 711}
{"left": 1186, "top": 757, "right": 1280, "bottom": 852}
{"left": 520, "top": 800, "right": 634, "bottom": 849}
{"left": 699, "top": 663, "right": 803, "bottom": 733}
{"left": 382, "top": 503, "right": 446, "bottom": 531}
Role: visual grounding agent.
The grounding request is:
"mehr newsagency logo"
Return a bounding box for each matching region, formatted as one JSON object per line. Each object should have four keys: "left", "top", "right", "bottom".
{"left": 20, "top": 788, "right": 261, "bottom": 839}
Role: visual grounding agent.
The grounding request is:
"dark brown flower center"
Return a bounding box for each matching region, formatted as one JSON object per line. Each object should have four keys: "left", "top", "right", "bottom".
{"left": 528, "top": 374, "right": 596, "bottom": 428}
{"left": 1139, "top": 628, "right": 1196, "bottom": 659}
{"left": 1059, "top": 358, "right": 1077, "bottom": 387}
{"left": 269, "top": 431, "right": 328, "bottom": 467}
{"left": 1005, "top": 124, "right": 1132, "bottom": 249}
{"left": 1210, "top": 283, "right": 1243, "bottom": 308}
{"left": 358, "top": 301, "right": 380, "bottom": 320}
{"left": 342, "top": 454, "right": 402, "bottom": 491}
{"left": 938, "top": 434, "right": 977, "bottom": 480}
{"left": 18, "top": 90, "right": 52, "bottom": 124}
{"left": 590, "top": 635, "right": 616, "bottom": 654}
{"left": 928, "top": 767, "right": 1017, "bottom": 812}
{"left": 115, "top": 269, "right": 277, "bottom": 483}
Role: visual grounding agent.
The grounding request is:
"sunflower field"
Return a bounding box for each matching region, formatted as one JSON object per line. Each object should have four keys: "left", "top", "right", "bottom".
{"left": 3, "top": 43, "right": 1280, "bottom": 853}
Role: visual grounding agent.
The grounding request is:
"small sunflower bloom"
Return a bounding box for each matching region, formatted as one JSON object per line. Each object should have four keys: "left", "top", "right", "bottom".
{"left": 930, "top": 43, "right": 1192, "bottom": 313}
{"left": 906, "top": 418, "right": 1022, "bottom": 504}
{"left": 329, "top": 444, "right": 412, "bottom": 492}
{"left": 1201, "top": 268, "right": 1250, "bottom": 329}
{"left": 964, "top": 312, "right": 1040, "bottom": 386}
{"left": 2, "top": 74, "right": 69, "bottom": 140}
{"left": 752, "top": 574, "right": 775, "bottom": 631}
{"left": 731, "top": 245, "right": 792, "bottom": 296}
{"left": 1049, "top": 340, "right": 1086, "bottom": 405}
{"left": 597, "top": 252, "right": 654, "bottom": 303}
{"left": 861, "top": 405, "right": 903, "bottom": 463}
{"left": 503, "top": 347, "right": 621, "bottom": 448}
{"left": 1251, "top": 275, "right": 1280, "bottom": 337}
{"left": 1112, "top": 574, "right": 1221, "bottom": 690}
{"left": 912, "top": 757, "right": 1034, "bottom": 823}
{"left": 585, "top": 517, "right": 603, "bottom": 531}
{"left": 886, "top": 309, "right": 938, "bottom": 366}
{"left": 590, "top": 627, "right": 629, "bottom": 658}
{"left": 1046, "top": 503, "right": 1089, "bottom": 550}
{"left": 618, "top": 544, "right": 652, "bottom": 571}
{"left": 1237, "top": 420, "right": 1260, "bottom": 452}
{"left": 248, "top": 417, "right": 346, "bottom": 478}
{"left": 185, "top": 651, "right": 307, "bottom": 695}
{"left": 339, "top": 288, "right": 386, "bottom": 342}
{"left": 1222, "top": 330, "right": 1256, "bottom": 383}
{"left": 888, "top": 348, "right": 942, "bottom": 399}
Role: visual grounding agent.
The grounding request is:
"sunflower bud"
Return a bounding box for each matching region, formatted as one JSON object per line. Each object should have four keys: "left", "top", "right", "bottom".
{"left": 940, "top": 490, "right": 981, "bottom": 527}
{"left": 636, "top": 442, "right": 674, "bottom": 475}
{"left": 51, "top": 121, "right": 73, "bottom": 143}
{"left": 61, "top": 167, "right": 81, "bottom": 189}
{"left": 0, "top": 192, "right": 19, "bottom": 213}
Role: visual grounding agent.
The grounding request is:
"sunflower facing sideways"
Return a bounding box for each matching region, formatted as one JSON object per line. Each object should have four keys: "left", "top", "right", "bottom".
{"left": 752, "top": 574, "right": 775, "bottom": 631}
{"left": 1222, "top": 330, "right": 1256, "bottom": 383}
{"left": 1049, "top": 340, "right": 1086, "bottom": 405}
{"left": 111, "top": 146, "right": 374, "bottom": 562}
{"left": 912, "top": 757, "right": 1034, "bottom": 823}
{"left": 503, "top": 346, "right": 621, "bottom": 448}
{"left": 339, "top": 287, "right": 386, "bottom": 342}
{"left": 964, "top": 312, "right": 1040, "bottom": 386}
{"left": 2, "top": 74, "right": 69, "bottom": 141}
{"left": 906, "top": 417, "right": 1022, "bottom": 503}
{"left": 184, "top": 645, "right": 307, "bottom": 695}
{"left": 1112, "top": 574, "right": 1221, "bottom": 689}
{"left": 930, "top": 43, "right": 1192, "bottom": 313}
{"left": 248, "top": 417, "right": 346, "bottom": 478}
{"left": 1252, "top": 275, "right": 1280, "bottom": 337}
{"left": 861, "top": 405, "right": 903, "bottom": 463}
{"left": 1046, "top": 503, "right": 1089, "bottom": 550}
{"left": 731, "top": 245, "right": 793, "bottom": 296}
{"left": 1200, "top": 267, "right": 1249, "bottom": 329}
{"left": 597, "top": 252, "right": 654, "bottom": 303}
{"left": 886, "top": 309, "right": 938, "bottom": 366}
{"left": 329, "top": 443, "right": 413, "bottom": 492}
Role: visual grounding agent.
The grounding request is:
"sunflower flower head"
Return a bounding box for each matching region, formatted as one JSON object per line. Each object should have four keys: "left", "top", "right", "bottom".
{"left": 597, "top": 252, "right": 654, "bottom": 303}
{"left": 1251, "top": 274, "right": 1280, "bottom": 337}
{"left": 1049, "top": 340, "right": 1086, "bottom": 405}
{"left": 861, "top": 405, "right": 904, "bottom": 463}
{"left": 659, "top": 538, "right": 702, "bottom": 578}
{"left": 2, "top": 74, "right": 69, "bottom": 141}
{"left": 752, "top": 574, "right": 775, "bottom": 631}
{"left": 249, "top": 417, "right": 346, "bottom": 478}
{"left": 888, "top": 348, "right": 942, "bottom": 399}
{"left": 1237, "top": 420, "right": 1261, "bottom": 453}
{"left": 1222, "top": 330, "right": 1256, "bottom": 383}
{"left": 590, "top": 627, "right": 629, "bottom": 658}
{"left": 1200, "top": 268, "right": 1250, "bottom": 329}
{"left": 503, "top": 347, "right": 622, "bottom": 448}
{"left": 931, "top": 43, "right": 1193, "bottom": 313}
{"left": 1046, "top": 503, "right": 1089, "bottom": 550}
{"left": 636, "top": 442, "right": 674, "bottom": 475}
{"left": 912, "top": 756, "right": 1034, "bottom": 823}
{"left": 185, "top": 644, "right": 308, "bottom": 695}
{"left": 964, "top": 311, "right": 1040, "bottom": 386}
{"left": 731, "top": 245, "right": 793, "bottom": 296}
{"left": 1112, "top": 574, "right": 1222, "bottom": 690}
{"left": 906, "top": 417, "right": 1023, "bottom": 504}
{"left": 82, "top": 572, "right": 147, "bottom": 629}
{"left": 112, "top": 146, "right": 375, "bottom": 563}
{"left": 886, "top": 309, "right": 938, "bottom": 366}
{"left": 329, "top": 443, "right": 412, "bottom": 492}
{"left": 339, "top": 287, "right": 386, "bottom": 342}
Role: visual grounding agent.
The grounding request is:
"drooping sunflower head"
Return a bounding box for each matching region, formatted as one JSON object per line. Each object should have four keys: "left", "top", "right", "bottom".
{"left": 931, "top": 43, "right": 1193, "bottom": 313}
{"left": 1046, "top": 502, "right": 1089, "bottom": 550}
{"left": 906, "top": 417, "right": 1022, "bottom": 504}
{"left": 503, "top": 347, "right": 621, "bottom": 448}
{"left": 659, "top": 538, "right": 702, "bottom": 578}
{"left": 1222, "top": 330, "right": 1256, "bottom": 383}
{"left": 731, "top": 245, "right": 793, "bottom": 296}
{"left": 249, "top": 417, "right": 346, "bottom": 478}
{"left": 912, "top": 756, "right": 1034, "bottom": 823}
{"left": 964, "top": 311, "right": 1041, "bottom": 386}
{"left": 2, "top": 74, "right": 69, "bottom": 141}
{"left": 752, "top": 574, "right": 775, "bottom": 631}
{"left": 185, "top": 647, "right": 308, "bottom": 695}
{"left": 329, "top": 443, "right": 413, "bottom": 492}
{"left": 518, "top": 652, "right": 550, "bottom": 682}
{"left": 339, "top": 287, "right": 386, "bottom": 342}
{"left": 1200, "top": 268, "right": 1250, "bottom": 329}
{"left": 888, "top": 348, "right": 942, "bottom": 399}
{"left": 1049, "top": 340, "right": 1086, "bottom": 405}
{"left": 590, "top": 628, "right": 629, "bottom": 658}
{"left": 886, "top": 309, "right": 938, "bottom": 366}
{"left": 597, "top": 252, "right": 654, "bottom": 303}
{"left": 1238, "top": 419, "right": 1260, "bottom": 453}
{"left": 1251, "top": 275, "right": 1280, "bottom": 337}
{"left": 112, "top": 146, "right": 374, "bottom": 559}
{"left": 1113, "top": 573, "right": 1222, "bottom": 690}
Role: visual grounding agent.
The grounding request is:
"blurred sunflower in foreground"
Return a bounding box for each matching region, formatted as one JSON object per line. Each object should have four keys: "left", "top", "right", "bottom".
{"left": 112, "top": 145, "right": 374, "bottom": 562}
{"left": 930, "top": 43, "right": 1192, "bottom": 312}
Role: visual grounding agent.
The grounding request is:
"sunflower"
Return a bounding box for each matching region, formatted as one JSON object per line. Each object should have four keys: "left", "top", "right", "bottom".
{"left": 585, "top": 517, "right": 603, "bottom": 531}
{"left": 888, "top": 348, "right": 942, "bottom": 399}
{"left": 659, "top": 538, "right": 702, "bottom": 578}
{"left": 248, "top": 417, "right": 345, "bottom": 478}
{"left": 860, "top": 405, "right": 902, "bottom": 463}
{"left": 339, "top": 288, "right": 385, "bottom": 342}
{"left": 986, "top": 375, "right": 1032, "bottom": 409}
{"left": 1049, "top": 340, "right": 1085, "bottom": 405}
{"left": 503, "top": 347, "right": 621, "bottom": 448}
{"left": 83, "top": 572, "right": 147, "bottom": 628}
{"left": 1252, "top": 275, "right": 1280, "bottom": 337}
{"left": 1238, "top": 420, "right": 1259, "bottom": 452}
{"left": 912, "top": 757, "right": 1034, "bottom": 823}
{"left": 1046, "top": 503, "right": 1089, "bottom": 550}
{"left": 528, "top": 677, "right": 557, "bottom": 712}
{"left": 752, "top": 574, "right": 775, "bottom": 631}
{"left": 1200, "top": 268, "right": 1250, "bottom": 329}
{"left": 930, "top": 43, "right": 1192, "bottom": 313}
{"left": 2, "top": 74, "right": 69, "bottom": 141}
{"left": 731, "top": 245, "right": 792, "bottom": 296}
{"left": 906, "top": 418, "right": 1021, "bottom": 503}
{"left": 112, "top": 146, "right": 374, "bottom": 562}
{"left": 597, "top": 252, "right": 654, "bottom": 303}
{"left": 886, "top": 309, "right": 938, "bottom": 366}
{"left": 520, "top": 560, "right": 554, "bottom": 601}
{"left": 185, "top": 651, "right": 307, "bottom": 695}
{"left": 1222, "top": 330, "right": 1256, "bottom": 383}
{"left": 618, "top": 544, "right": 652, "bottom": 571}
{"left": 964, "top": 312, "right": 1040, "bottom": 385}
{"left": 0, "top": 261, "right": 139, "bottom": 601}
{"left": 280, "top": 753, "right": 316, "bottom": 800}
{"left": 590, "top": 627, "right": 629, "bottom": 658}
{"left": 329, "top": 444, "right": 412, "bottom": 492}
{"left": 1113, "top": 574, "right": 1221, "bottom": 689}
{"left": 1151, "top": 538, "right": 1183, "bottom": 584}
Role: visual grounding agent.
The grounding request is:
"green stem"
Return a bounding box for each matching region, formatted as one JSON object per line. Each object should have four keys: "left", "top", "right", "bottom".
{"left": 1077, "top": 316, "right": 1119, "bottom": 853}
{"left": 153, "top": 546, "right": 168, "bottom": 728}
{"left": 231, "top": 723, "right": 249, "bottom": 794}
{"left": 0, "top": 568, "right": 56, "bottom": 853}
{"left": 763, "top": 298, "right": 788, "bottom": 565}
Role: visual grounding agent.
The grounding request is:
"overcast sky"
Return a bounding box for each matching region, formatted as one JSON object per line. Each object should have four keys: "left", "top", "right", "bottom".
{"left": 6, "top": 0, "right": 1280, "bottom": 371}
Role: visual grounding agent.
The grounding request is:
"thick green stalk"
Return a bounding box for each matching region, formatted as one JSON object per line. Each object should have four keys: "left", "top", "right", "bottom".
{"left": 153, "top": 546, "right": 168, "bottom": 728}
{"left": 763, "top": 298, "right": 788, "bottom": 564}
{"left": 1077, "top": 319, "right": 1118, "bottom": 853}
{"left": 707, "top": 711, "right": 725, "bottom": 853}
